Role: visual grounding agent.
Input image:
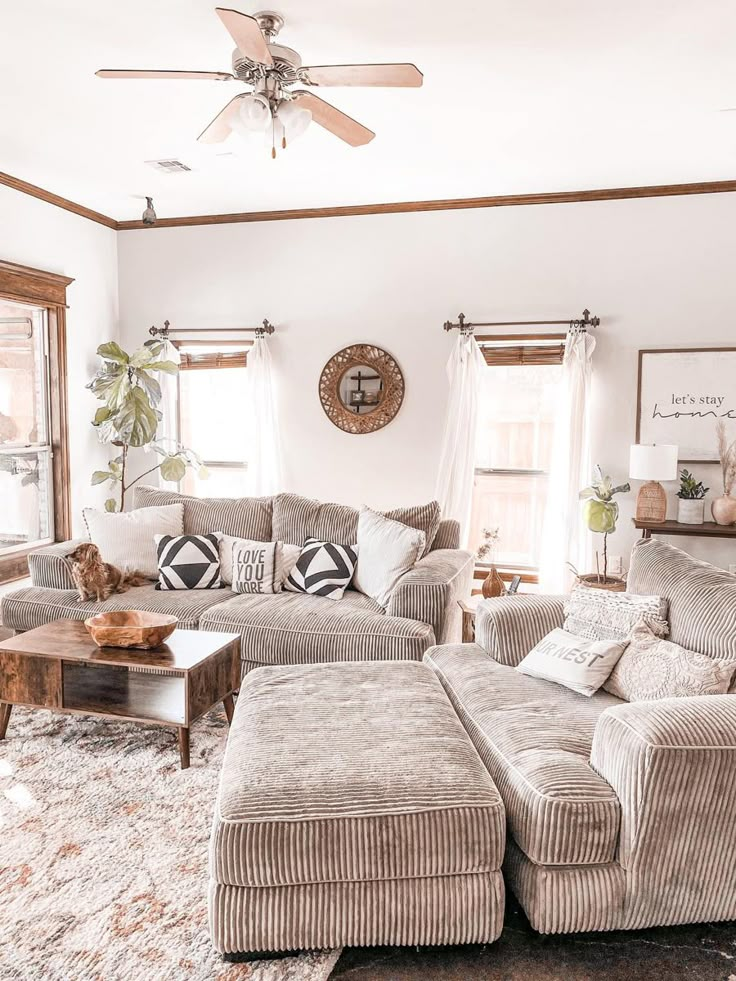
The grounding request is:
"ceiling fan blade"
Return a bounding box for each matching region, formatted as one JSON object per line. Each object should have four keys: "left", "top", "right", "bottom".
{"left": 197, "top": 95, "right": 244, "bottom": 143}
{"left": 96, "top": 69, "right": 234, "bottom": 81}
{"left": 292, "top": 91, "right": 375, "bottom": 146}
{"left": 300, "top": 63, "right": 423, "bottom": 88}
{"left": 215, "top": 8, "right": 273, "bottom": 67}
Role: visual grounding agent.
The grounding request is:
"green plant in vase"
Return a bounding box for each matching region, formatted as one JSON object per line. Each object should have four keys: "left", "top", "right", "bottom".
{"left": 676, "top": 469, "right": 708, "bottom": 525}
{"left": 575, "top": 466, "right": 630, "bottom": 588}
{"left": 87, "top": 340, "right": 207, "bottom": 511}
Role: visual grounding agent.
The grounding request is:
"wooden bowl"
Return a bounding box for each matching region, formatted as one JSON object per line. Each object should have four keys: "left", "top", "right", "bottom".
{"left": 84, "top": 611, "right": 178, "bottom": 649}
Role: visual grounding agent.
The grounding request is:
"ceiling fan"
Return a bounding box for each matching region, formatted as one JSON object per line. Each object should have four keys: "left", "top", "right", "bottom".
{"left": 96, "top": 7, "right": 423, "bottom": 156}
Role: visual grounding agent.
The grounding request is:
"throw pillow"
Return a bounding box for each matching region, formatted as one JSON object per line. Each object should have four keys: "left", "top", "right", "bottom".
{"left": 155, "top": 533, "right": 223, "bottom": 590}
{"left": 383, "top": 501, "right": 441, "bottom": 557}
{"left": 604, "top": 619, "right": 736, "bottom": 701}
{"left": 133, "top": 484, "right": 273, "bottom": 540}
{"left": 83, "top": 503, "right": 184, "bottom": 580}
{"left": 517, "top": 628, "right": 628, "bottom": 697}
{"left": 219, "top": 535, "right": 300, "bottom": 588}
{"left": 284, "top": 537, "right": 358, "bottom": 600}
{"left": 231, "top": 540, "right": 281, "bottom": 595}
{"left": 563, "top": 585, "right": 669, "bottom": 643}
{"left": 353, "top": 507, "right": 426, "bottom": 608}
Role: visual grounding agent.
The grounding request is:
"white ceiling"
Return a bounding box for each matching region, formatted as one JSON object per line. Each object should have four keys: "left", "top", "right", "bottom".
{"left": 3, "top": 0, "right": 736, "bottom": 221}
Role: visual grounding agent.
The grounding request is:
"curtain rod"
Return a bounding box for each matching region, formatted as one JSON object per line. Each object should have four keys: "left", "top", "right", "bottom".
{"left": 443, "top": 309, "right": 600, "bottom": 333}
{"left": 148, "top": 318, "right": 275, "bottom": 340}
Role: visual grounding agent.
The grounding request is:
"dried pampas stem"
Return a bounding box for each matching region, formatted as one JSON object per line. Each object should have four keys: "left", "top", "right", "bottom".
{"left": 716, "top": 420, "right": 736, "bottom": 496}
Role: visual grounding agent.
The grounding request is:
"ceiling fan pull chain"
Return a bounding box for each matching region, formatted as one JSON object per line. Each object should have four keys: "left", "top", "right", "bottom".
{"left": 271, "top": 117, "right": 276, "bottom": 159}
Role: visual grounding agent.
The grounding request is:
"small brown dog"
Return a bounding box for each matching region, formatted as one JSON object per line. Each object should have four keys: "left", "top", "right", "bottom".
{"left": 69, "top": 543, "right": 147, "bottom": 602}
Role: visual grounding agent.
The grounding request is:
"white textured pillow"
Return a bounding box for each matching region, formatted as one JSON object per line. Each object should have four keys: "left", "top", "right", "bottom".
{"left": 231, "top": 540, "right": 281, "bottom": 595}
{"left": 517, "top": 627, "right": 628, "bottom": 697}
{"left": 353, "top": 506, "right": 426, "bottom": 609}
{"left": 83, "top": 503, "right": 184, "bottom": 580}
{"left": 604, "top": 619, "right": 736, "bottom": 701}
{"left": 563, "top": 585, "right": 669, "bottom": 643}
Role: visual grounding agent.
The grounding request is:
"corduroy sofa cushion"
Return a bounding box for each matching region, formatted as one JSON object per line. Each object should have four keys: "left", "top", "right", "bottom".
{"left": 199, "top": 589, "right": 436, "bottom": 670}
{"left": 627, "top": 538, "right": 736, "bottom": 660}
{"left": 133, "top": 485, "right": 273, "bottom": 541}
{"left": 210, "top": 660, "right": 506, "bottom": 888}
{"left": 425, "top": 644, "right": 623, "bottom": 866}
{"left": 1, "top": 583, "right": 229, "bottom": 632}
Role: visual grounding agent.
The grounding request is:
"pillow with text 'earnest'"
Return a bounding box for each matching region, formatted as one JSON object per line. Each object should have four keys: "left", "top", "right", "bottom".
{"left": 517, "top": 628, "right": 628, "bottom": 697}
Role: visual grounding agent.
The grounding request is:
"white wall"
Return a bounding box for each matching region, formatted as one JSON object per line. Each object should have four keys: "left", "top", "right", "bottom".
{"left": 118, "top": 193, "right": 736, "bottom": 571}
{"left": 0, "top": 186, "right": 119, "bottom": 537}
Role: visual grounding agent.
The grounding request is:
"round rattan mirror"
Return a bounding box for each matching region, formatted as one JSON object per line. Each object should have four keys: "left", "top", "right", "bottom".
{"left": 319, "top": 344, "right": 405, "bottom": 434}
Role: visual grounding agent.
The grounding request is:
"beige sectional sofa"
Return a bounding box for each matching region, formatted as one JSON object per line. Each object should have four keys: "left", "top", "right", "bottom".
{"left": 425, "top": 538, "right": 736, "bottom": 934}
{"left": 1, "top": 488, "right": 474, "bottom": 673}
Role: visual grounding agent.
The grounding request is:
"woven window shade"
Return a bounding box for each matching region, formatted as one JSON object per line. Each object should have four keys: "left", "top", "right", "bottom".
{"left": 480, "top": 342, "right": 565, "bottom": 366}
{"left": 178, "top": 351, "right": 248, "bottom": 371}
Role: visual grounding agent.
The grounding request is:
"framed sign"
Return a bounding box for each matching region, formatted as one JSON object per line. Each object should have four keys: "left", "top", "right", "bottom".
{"left": 636, "top": 348, "right": 736, "bottom": 462}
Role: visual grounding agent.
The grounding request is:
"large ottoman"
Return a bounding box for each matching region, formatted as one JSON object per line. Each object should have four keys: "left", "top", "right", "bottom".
{"left": 208, "top": 660, "right": 506, "bottom": 955}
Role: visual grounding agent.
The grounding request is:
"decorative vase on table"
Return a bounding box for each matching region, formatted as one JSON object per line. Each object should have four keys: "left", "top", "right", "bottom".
{"left": 712, "top": 496, "right": 736, "bottom": 526}
{"left": 713, "top": 422, "right": 736, "bottom": 525}
{"left": 481, "top": 565, "right": 505, "bottom": 598}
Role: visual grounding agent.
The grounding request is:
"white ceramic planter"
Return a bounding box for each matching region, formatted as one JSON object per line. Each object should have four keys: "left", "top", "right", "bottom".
{"left": 677, "top": 498, "right": 705, "bottom": 524}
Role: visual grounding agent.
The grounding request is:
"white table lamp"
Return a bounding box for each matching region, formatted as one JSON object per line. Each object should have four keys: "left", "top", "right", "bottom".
{"left": 629, "top": 444, "right": 679, "bottom": 523}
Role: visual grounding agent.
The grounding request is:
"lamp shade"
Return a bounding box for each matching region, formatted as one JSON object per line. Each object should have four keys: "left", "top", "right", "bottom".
{"left": 629, "top": 444, "right": 678, "bottom": 481}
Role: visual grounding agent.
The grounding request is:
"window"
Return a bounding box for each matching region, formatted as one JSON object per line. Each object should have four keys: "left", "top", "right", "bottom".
{"left": 0, "top": 261, "right": 72, "bottom": 584}
{"left": 469, "top": 337, "right": 565, "bottom": 575}
{"left": 177, "top": 345, "right": 248, "bottom": 496}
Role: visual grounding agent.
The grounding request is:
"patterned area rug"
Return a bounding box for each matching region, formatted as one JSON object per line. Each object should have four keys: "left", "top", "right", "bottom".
{"left": 0, "top": 705, "right": 341, "bottom": 981}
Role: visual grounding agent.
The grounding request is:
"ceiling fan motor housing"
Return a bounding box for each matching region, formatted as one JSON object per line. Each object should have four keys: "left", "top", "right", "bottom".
{"left": 232, "top": 42, "right": 302, "bottom": 87}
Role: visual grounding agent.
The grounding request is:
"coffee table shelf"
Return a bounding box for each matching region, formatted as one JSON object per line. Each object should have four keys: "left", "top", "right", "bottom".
{"left": 0, "top": 620, "right": 241, "bottom": 768}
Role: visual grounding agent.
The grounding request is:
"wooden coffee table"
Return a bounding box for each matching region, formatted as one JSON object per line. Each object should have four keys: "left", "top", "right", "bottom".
{"left": 0, "top": 619, "right": 241, "bottom": 769}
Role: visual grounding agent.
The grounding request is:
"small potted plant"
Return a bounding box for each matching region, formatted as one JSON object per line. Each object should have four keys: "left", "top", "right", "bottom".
{"left": 476, "top": 526, "right": 505, "bottom": 598}
{"left": 575, "top": 466, "right": 630, "bottom": 591}
{"left": 676, "top": 469, "right": 708, "bottom": 524}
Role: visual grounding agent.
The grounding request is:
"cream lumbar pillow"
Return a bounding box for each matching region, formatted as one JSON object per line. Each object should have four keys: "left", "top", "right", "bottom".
{"left": 517, "top": 627, "right": 627, "bottom": 697}
{"left": 353, "top": 506, "right": 426, "bottom": 609}
{"left": 604, "top": 619, "right": 736, "bottom": 701}
{"left": 83, "top": 503, "right": 184, "bottom": 580}
{"left": 563, "top": 585, "right": 669, "bottom": 643}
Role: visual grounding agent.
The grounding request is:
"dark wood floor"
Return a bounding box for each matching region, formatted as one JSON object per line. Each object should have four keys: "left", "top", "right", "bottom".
{"left": 331, "top": 897, "right": 736, "bottom": 980}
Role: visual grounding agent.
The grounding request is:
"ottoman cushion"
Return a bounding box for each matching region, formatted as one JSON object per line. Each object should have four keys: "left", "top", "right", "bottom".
{"left": 211, "top": 660, "right": 505, "bottom": 889}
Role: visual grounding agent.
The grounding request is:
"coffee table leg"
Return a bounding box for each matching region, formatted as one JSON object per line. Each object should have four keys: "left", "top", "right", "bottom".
{"left": 0, "top": 703, "right": 11, "bottom": 740}
{"left": 223, "top": 693, "right": 235, "bottom": 725}
{"left": 178, "top": 727, "right": 190, "bottom": 769}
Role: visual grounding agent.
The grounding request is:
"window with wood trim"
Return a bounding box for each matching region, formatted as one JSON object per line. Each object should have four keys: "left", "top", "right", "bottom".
{"left": 469, "top": 335, "right": 565, "bottom": 577}
{"left": 0, "top": 260, "right": 72, "bottom": 584}
{"left": 176, "top": 343, "right": 249, "bottom": 497}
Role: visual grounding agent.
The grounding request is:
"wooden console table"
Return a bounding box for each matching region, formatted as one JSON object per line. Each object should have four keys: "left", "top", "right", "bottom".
{"left": 633, "top": 519, "right": 736, "bottom": 541}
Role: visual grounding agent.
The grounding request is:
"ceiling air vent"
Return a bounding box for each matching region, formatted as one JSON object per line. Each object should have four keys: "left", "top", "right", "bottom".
{"left": 145, "top": 159, "right": 192, "bottom": 174}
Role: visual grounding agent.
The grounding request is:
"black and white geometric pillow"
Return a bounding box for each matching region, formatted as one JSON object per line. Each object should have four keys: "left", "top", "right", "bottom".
{"left": 154, "top": 533, "right": 223, "bottom": 590}
{"left": 284, "top": 537, "right": 358, "bottom": 600}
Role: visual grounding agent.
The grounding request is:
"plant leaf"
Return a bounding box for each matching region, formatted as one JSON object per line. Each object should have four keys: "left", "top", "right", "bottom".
{"left": 146, "top": 360, "right": 179, "bottom": 375}
{"left": 159, "top": 455, "right": 187, "bottom": 482}
{"left": 198, "top": 465, "right": 210, "bottom": 480}
{"left": 91, "top": 470, "right": 113, "bottom": 485}
{"left": 104, "top": 498, "right": 118, "bottom": 512}
{"left": 97, "top": 341, "right": 129, "bottom": 364}
{"left": 93, "top": 406, "right": 112, "bottom": 425}
{"left": 133, "top": 368, "right": 162, "bottom": 406}
{"left": 113, "top": 386, "right": 158, "bottom": 447}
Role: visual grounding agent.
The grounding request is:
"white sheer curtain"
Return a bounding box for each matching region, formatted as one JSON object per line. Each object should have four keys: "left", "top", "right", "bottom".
{"left": 434, "top": 331, "right": 486, "bottom": 546}
{"left": 155, "top": 341, "right": 181, "bottom": 488}
{"left": 244, "top": 335, "right": 283, "bottom": 496}
{"left": 539, "top": 327, "right": 596, "bottom": 592}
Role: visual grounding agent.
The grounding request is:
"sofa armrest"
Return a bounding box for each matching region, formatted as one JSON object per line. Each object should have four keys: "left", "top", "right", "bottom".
{"left": 27, "top": 539, "right": 85, "bottom": 590}
{"left": 386, "top": 549, "right": 474, "bottom": 644}
{"left": 475, "top": 595, "right": 566, "bottom": 666}
{"left": 591, "top": 696, "right": 736, "bottom": 928}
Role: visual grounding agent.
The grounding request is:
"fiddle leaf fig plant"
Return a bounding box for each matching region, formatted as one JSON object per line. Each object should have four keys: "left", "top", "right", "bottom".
{"left": 578, "top": 466, "right": 630, "bottom": 582}
{"left": 87, "top": 339, "right": 207, "bottom": 511}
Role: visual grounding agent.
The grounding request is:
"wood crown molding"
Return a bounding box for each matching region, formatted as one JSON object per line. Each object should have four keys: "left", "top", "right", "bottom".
{"left": 0, "top": 259, "right": 74, "bottom": 307}
{"left": 3, "top": 168, "right": 736, "bottom": 231}
{"left": 0, "top": 171, "right": 117, "bottom": 229}
{"left": 115, "top": 180, "right": 736, "bottom": 230}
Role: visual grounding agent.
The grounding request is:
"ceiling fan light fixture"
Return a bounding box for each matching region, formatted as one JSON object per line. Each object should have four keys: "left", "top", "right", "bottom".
{"left": 276, "top": 100, "right": 312, "bottom": 146}
{"left": 238, "top": 93, "right": 272, "bottom": 132}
